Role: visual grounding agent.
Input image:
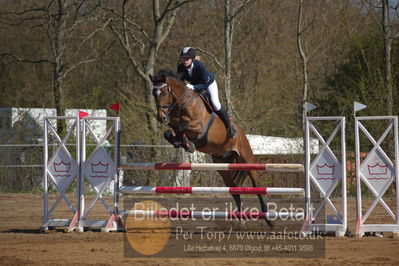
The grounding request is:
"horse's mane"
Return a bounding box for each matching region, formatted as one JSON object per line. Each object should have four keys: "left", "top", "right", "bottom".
{"left": 153, "top": 69, "right": 185, "bottom": 86}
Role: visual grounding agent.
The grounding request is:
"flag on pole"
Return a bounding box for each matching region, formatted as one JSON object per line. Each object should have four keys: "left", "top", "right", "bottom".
{"left": 354, "top": 102, "right": 367, "bottom": 112}
{"left": 108, "top": 102, "right": 121, "bottom": 112}
{"left": 306, "top": 102, "right": 316, "bottom": 112}
{"left": 79, "top": 111, "right": 89, "bottom": 119}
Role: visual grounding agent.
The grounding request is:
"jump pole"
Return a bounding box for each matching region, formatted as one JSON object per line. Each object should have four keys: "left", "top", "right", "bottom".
{"left": 120, "top": 186, "right": 305, "bottom": 196}
{"left": 123, "top": 210, "right": 304, "bottom": 220}
{"left": 119, "top": 162, "right": 304, "bottom": 172}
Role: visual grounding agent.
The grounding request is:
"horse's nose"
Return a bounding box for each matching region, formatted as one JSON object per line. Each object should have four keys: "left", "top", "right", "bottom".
{"left": 157, "top": 115, "right": 167, "bottom": 124}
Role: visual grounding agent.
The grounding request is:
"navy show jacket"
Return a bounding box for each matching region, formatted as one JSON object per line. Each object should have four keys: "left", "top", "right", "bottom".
{"left": 177, "top": 60, "right": 215, "bottom": 92}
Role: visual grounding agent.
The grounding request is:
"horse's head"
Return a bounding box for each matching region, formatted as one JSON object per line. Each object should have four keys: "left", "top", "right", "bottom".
{"left": 150, "top": 70, "right": 194, "bottom": 124}
{"left": 150, "top": 70, "right": 175, "bottom": 124}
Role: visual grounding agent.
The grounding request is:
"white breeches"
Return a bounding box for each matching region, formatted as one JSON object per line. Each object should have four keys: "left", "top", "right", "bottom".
{"left": 208, "top": 80, "right": 221, "bottom": 111}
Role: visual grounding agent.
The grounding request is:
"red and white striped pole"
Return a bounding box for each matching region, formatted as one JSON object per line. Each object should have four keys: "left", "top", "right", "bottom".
{"left": 123, "top": 210, "right": 304, "bottom": 220}
{"left": 119, "top": 162, "right": 304, "bottom": 172}
{"left": 120, "top": 186, "right": 305, "bottom": 196}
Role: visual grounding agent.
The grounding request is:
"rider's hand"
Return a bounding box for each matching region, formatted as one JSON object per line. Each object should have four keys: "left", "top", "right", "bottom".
{"left": 186, "top": 84, "right": 194, "bottom": 90}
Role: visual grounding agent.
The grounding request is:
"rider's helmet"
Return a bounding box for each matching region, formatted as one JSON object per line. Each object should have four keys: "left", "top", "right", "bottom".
{"left": 180, "top": 47, "right": 196, "bottom": 58}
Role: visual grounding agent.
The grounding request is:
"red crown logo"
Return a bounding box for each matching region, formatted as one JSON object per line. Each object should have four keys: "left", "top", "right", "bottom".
{"left": 316, "top": 163, "right": 335, "bottom": 176}
{"left": 91, "top": 162, "right": 109, "bottom": 173}
{"left": 54, "top": 161, "right": 71, "bottom": 172}
{"left": 368, "top": 163, "right": 388, "bottom": 175}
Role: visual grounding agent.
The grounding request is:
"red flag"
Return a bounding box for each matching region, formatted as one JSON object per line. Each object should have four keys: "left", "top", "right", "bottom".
{"left": 79, "top": 111, "right": 89, "bottom": 119}
{"left": 108, "top": 102, "right": 121, "bottom": 112}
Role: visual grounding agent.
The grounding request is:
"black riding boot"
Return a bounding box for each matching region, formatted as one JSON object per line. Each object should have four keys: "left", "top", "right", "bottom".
{"left": 216, "top": 106, "right": 236, "bottom": 138}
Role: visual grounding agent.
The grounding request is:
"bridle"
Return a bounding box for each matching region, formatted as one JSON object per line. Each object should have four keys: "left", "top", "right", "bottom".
{"left": 153, "top": 83, "right": 172, "bottom": 109}
{"left": 153, "top": 82, "right": 200, "bottom": 119}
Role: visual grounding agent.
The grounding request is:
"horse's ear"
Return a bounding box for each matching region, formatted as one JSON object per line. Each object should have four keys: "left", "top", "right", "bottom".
{"left": 149, "top": 74, "right": 153, "bottom": 82}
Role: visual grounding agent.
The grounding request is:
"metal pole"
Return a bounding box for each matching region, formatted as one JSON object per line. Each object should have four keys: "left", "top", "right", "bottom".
{"left": 355, "top": 117, "right": 362, "bottom": 235}
{"left": 43, "top": 119, "right": 49, "bottom": 224}
{"left": 305, "top": 117, "right": 311, "bottom": 222}
{"left": 114, "top": 118, "right": 120, "bottom": 216}
{"left": 80, "top": 118, "right": 86, "bottom": 220}
{"left": 394, "top": 117, "right": 399, "bottom": 227}
{"left": 341, "top": 117, "right": 347, "bottom": 232}
{"left": 77, "top": 118, "right": 82, "bottom": 221}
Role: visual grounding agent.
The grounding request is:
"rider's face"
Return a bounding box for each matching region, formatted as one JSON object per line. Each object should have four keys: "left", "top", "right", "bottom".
{"left": 181, "top": 57, "right": 193, "bottom": 68}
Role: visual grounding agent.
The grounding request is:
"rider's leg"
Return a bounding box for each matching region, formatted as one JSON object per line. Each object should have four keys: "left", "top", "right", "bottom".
{"left": 207, "top": 81, "right": 222, "bottom": 111}
{"left": 208, "top": 81, "right": 236, "bottom": 138}
{"left": 216, "top": 106, "right": 236, "bottom": 138}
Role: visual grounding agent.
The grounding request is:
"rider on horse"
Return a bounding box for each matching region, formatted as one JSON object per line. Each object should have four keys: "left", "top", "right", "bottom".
{"left": 151, "top": 62, "right": 272, "bottom": 227}
{"left": 177, "top": 47, "right": 236, "bottom": 138}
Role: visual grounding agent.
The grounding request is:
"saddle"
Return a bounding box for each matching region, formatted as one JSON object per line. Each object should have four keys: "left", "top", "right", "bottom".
{"left": 198, "top": 90, "right": 215, "bottom": 113}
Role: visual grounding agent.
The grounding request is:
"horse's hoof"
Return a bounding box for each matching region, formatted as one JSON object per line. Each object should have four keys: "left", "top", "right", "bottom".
{"left": 266, "top": 220, "right": 274, "bottom": 229}
{"left": 184, "top": 142, "right": 195, "bottom": 153}
{"left": 164, "top": 131, "right": 179, "bottom": 147}
{"left": 172, "top": 141, "right": 181, "bottom": 148}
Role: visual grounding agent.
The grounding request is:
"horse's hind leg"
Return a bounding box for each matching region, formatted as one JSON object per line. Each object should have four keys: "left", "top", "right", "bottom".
{"left": 235, "top": 138, "right": 273, "bottom": 227}
{"left": 232, "top": 194, "right": 242, "bottom": 212}
{"left": 215, "top": 169, "right": 243, "bottom": 211}
{"left": 257, "top": 194, "right": 273, "bottom": 228}
{"left": 212, "top": 155, "right": 244, "bottom": 213}
{"left": 247, "top": 170, "right": 273, "bottom": 228}
{"left": 213, "top": 153, "right": 272, "bottom": 227}
{"left": 222, "top": 170, "right": 272, "bottom": 227}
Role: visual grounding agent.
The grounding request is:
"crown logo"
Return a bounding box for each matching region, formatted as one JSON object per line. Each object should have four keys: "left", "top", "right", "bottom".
{"left": 91, "top": 162, "right": 109, "bottom": 173}
{"left": 368, "top": 163, "right": 388, "bottom": 175}
{"left": 316, "top": 163, "right": 335, "bottom": 176}
{"left": 54, "top": 161, "right": 71, "bottom": 172}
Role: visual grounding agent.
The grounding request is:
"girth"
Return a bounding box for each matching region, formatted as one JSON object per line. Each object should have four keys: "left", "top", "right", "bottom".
{"left": 188, "top": 112, "right": 216, "bottom": 149}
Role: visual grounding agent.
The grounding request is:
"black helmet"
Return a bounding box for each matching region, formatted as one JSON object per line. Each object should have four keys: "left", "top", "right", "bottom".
{"left": 180, "top": 47, "right": 195, "bottom": 58}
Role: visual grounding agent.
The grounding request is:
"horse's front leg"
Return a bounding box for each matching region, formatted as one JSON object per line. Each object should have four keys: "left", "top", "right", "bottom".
{"left": 176, "top": 124, "right": 195, "bottom": 153}
{"left": 164, "top": 128, "right": 181, "bottom": 148}
{"left": 164, "top": 127, "right": 195, "bottom": 153}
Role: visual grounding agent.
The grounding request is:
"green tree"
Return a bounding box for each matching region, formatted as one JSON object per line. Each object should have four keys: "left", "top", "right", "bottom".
{"left": 317, "top": 34, "right": 399, "bottom": 115}
{"left": 315, "top": 33, "right": 399, "bottom": 149}
{"left": 0, "top": 0, "right": 109, "bottom": 134}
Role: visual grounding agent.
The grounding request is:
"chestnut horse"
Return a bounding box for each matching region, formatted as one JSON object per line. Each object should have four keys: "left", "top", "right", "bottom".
{"left": 150, "top": 70, "right": 272, "bottom": 227}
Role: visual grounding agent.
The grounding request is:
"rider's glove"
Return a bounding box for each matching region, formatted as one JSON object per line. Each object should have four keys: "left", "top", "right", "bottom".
{"left": 186, "top": 84, "right": 194, "bottom": 90}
